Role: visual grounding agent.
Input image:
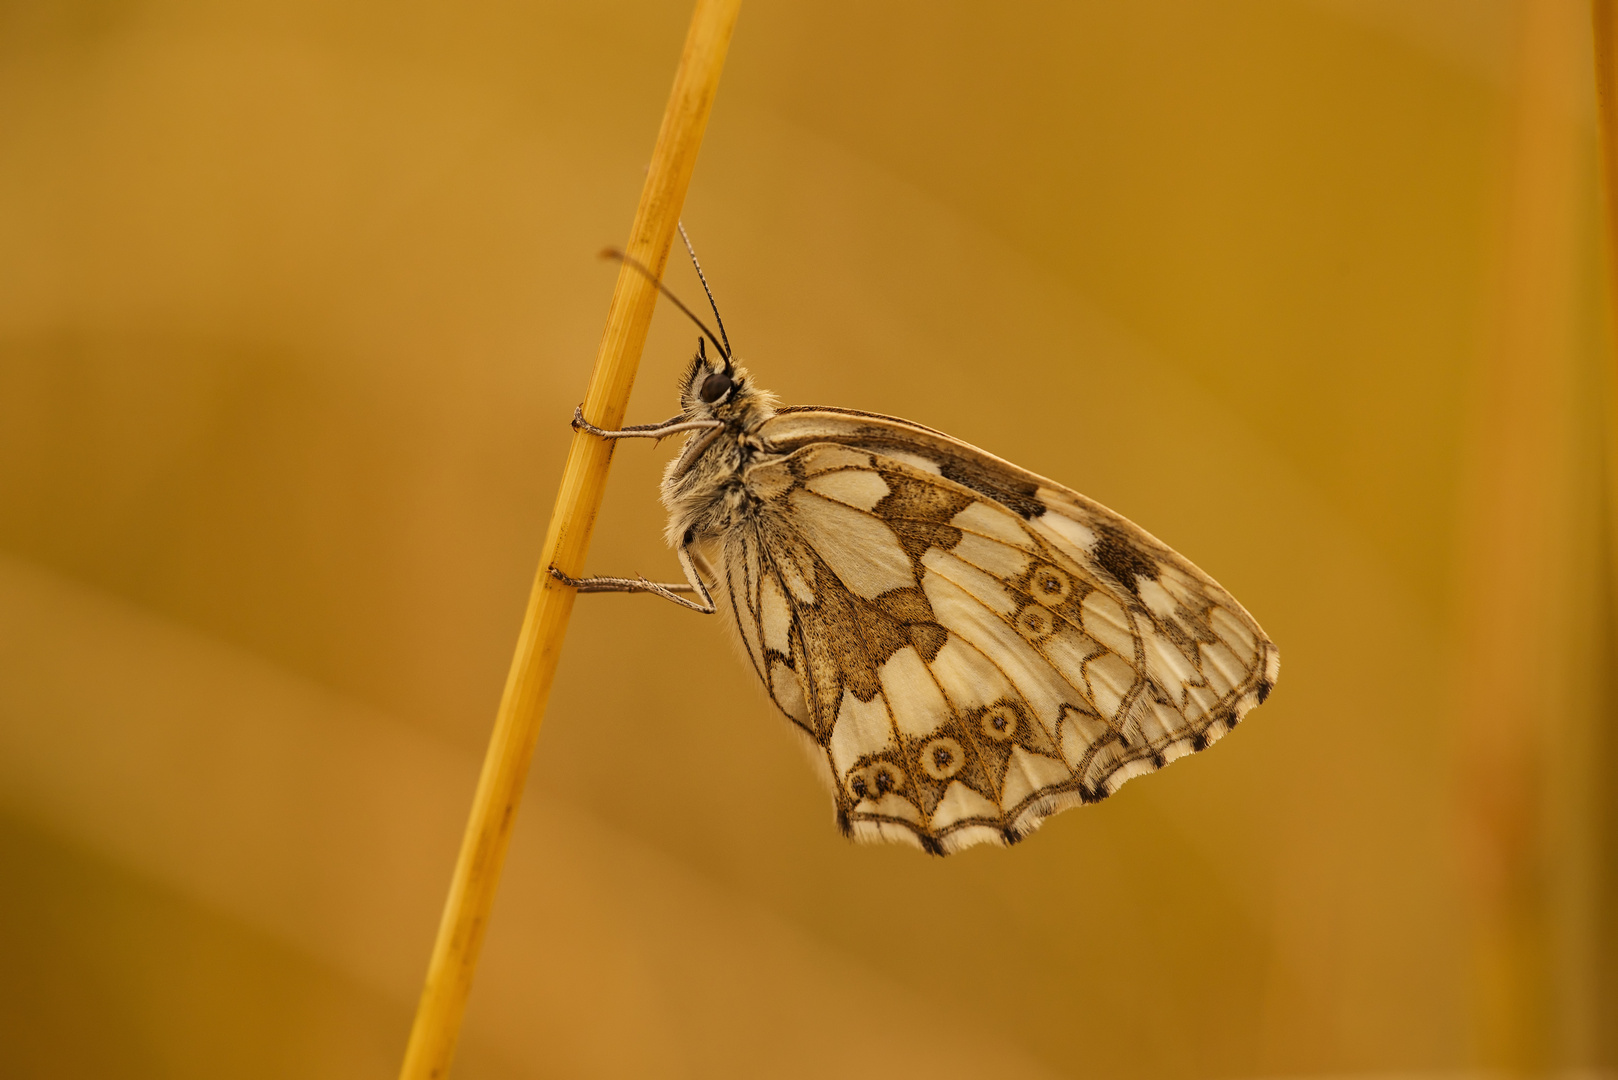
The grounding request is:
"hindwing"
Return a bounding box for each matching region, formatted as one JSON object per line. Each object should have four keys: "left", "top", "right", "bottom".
{"left": 712, "top": 409, "right": 1278, "bottom": 855}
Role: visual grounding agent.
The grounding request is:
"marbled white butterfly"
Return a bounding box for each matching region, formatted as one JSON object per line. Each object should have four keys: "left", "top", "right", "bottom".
{"left": 554, "top": 230, "right": 1278, "bottom": 855}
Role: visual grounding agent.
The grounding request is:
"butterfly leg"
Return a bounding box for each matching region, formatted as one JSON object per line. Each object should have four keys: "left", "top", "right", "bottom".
{"left": 571, "top": 405, "right": 722, "bottom": 441}
{"left": 548, "top": 538, "right": 716, "bottom": 614}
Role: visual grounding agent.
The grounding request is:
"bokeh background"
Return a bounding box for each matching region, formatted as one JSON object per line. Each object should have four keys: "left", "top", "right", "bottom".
{"left": 1, "top": 0, "right": 1614, "bottom": 1077}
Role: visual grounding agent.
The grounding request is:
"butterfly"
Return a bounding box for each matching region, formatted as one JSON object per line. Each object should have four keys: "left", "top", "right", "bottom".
{"left": 554, "top": 231, "right": 1278, "bottom": 855}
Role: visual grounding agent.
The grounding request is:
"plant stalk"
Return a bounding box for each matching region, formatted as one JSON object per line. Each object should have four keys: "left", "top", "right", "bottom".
{"left": 397, "top": 2, "right": 740, "bottom": 1075}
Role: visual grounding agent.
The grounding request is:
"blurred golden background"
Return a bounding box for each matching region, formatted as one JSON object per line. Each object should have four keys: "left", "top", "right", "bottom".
{"left": 1, "top": 0, "right": 1614, "bottom": 1077}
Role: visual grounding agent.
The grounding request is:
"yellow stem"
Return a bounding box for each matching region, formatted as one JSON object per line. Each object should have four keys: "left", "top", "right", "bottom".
{"left": 396, "top": 2, "right": 740, "bottom": 1076}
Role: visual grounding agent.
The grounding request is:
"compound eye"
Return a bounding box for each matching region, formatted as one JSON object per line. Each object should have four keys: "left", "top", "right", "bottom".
{"left": 699, "top": 372, "right": 733, "bottom": 403}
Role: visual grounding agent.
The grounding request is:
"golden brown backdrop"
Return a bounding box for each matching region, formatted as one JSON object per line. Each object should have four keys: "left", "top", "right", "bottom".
{"left": 0, "top": 0, "right": 1613, "bottom": 1077}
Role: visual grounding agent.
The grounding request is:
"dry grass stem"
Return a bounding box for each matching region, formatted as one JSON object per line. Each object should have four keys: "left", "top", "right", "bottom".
{"left": 396, "top": 1, "right": 741, "bottom": 1076}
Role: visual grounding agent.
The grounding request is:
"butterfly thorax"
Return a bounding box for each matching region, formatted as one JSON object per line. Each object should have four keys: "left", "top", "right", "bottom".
{"left": 659, "top": 359, "right": 781, "bottom": 548}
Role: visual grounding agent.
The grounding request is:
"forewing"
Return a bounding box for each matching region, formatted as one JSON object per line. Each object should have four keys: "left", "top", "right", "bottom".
{"left": 726, "top": 410, "right": 1277, "bottom": 854}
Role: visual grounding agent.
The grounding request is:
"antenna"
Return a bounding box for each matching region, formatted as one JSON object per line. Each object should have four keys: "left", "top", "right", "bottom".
{"left": 599, "top": 247, "right": 731, "bottom": 365}
{"left": 677, "top": 222, "right": 732, "bottom": 363}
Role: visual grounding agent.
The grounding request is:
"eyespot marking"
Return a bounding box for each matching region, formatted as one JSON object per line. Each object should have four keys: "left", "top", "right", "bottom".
{"left": 920, "top": 737, "right": 965, "bottom": 780}
{"left": 980, "top": 703, "right": 1019, "bottom": 741}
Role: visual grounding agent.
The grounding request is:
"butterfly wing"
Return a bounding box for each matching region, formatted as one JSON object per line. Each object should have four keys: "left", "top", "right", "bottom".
{"left": 711, "top": 407, "right": 1277, "bottom": 855}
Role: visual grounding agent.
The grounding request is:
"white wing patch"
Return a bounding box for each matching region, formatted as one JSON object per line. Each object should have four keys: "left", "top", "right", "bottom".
{"left": 951, "top": 500, "right": 1035, "bottom": 549}
{"left": 928, "top": 634, "right": 1014, "bottom": 712}
{"left": 759, "top": 575, "right": 792, "bottom": 653}
{"left": 932, "top": 780, "right": 1000, "bottom": 828}
{"left": 799, "top": 445, "right": 873, "bottom": 474}
{"left": 705, "top": 412, "right": 1278, "bottom": 856}
{"left": 787, "top": 487, "right": 913, "bottom": 599}
{"left": 879, "top": 647, "right": 952, "bottom": 738}
{"left": 830, "top": 689, "right": 895, "bottom": 775}
{"left": 805, "top": 468, "right": 890, "bottom": 510}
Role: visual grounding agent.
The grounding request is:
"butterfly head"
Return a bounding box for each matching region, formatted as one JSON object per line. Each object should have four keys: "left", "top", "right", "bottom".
{"left": 680, "top": 338, "right": 774, "bottom": 425}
